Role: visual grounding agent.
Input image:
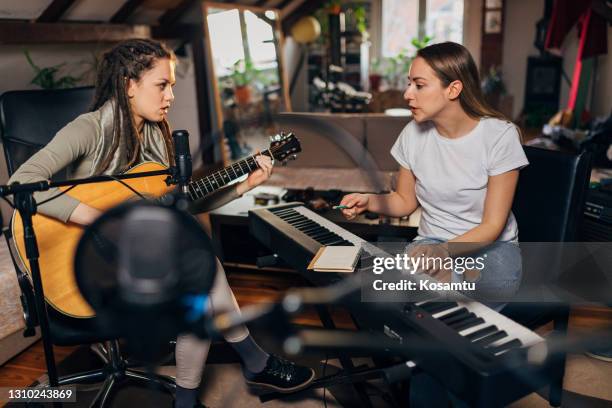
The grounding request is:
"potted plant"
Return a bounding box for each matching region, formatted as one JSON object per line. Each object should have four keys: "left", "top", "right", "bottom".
{"left": 326, "top": 0, "right": 342, "bottom": 15}
{"left": 230, "top": 59, "right": 258, "bottom": 105}
{"left": 24, "top": 50, "right": 83, "bottom": 89}
{"left": 410, "top": 35, "right": 433, "bottom": 51}
{"left": 354, "top": 5, "right": 368, "bottom": 38}
{"left": 385, "top": 35, "right": 433, "bottom": 89}
{"left": 481, "top": 65, "right": 507, "bottom": 103}
{"left": 481, "top": 65, "right": 513, "bottom": 117}
{"left": 383, "top": 49, "right": 411, "bottom": 89}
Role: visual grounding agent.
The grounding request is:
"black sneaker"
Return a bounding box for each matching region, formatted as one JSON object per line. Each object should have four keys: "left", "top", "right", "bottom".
{"left": 243, "top": 354, "right": 315, "bottom": 393}
{"left": 586, "top": 349, "right": 612, "bottom": 362}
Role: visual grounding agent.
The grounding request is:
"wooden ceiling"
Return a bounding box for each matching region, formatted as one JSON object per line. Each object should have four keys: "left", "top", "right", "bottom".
{"left": 0, "top": 0, "right": 326, "bottom": 43}
{"left": 0, "top": 0, "right": 318, "bottom": 25}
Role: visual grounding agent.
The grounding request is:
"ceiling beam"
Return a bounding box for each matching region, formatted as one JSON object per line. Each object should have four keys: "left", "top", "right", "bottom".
{"left": 110, "top": 0, "right": 146, "bottom": 23}
{"left": 282, "top": 0, "right": 325, "bottom": 33}
{"left": 152, "top": 22, "right": 199, "bottom": 40}
{"left": 0, "top": 21, "right": 151, "bottom": 44}
{"left": 37, "top": 0, "right": 78, "bottom": 22}
{"left": 158, "top": 0, "right": 195, "bottom": 27}
{"left": 277, "top": 0, "right": 294, "bottom": 10}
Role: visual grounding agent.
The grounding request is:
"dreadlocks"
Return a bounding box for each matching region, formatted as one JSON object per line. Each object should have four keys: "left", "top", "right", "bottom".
{"left": 91, "top": 38, "right": 176, "bottom": 173}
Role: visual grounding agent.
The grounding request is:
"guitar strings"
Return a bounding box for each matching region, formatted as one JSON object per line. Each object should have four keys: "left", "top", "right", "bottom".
{"left": 106, "top": 175, "right": 149, "bottom": 200}
{"left": 6, "top": 134, "right": 295, "bottom": 207}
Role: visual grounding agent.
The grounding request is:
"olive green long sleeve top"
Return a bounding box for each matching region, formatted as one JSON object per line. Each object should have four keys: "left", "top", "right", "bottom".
{"left": 8, "top": 104, "right": 240, "bottom": 222}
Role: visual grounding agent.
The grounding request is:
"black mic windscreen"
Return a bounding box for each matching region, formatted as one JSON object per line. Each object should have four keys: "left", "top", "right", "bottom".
{"left": 172, "top": 130, "right": 190, "bottom": 157}
{"left": 172, "top": 130, "right": 192, "bottom": 189}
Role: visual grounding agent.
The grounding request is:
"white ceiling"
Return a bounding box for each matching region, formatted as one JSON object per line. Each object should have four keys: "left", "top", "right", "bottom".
{"left": 0, "top": 0, "right": 303, "bottom": 23}
{"left": 63, "top": 0, "right": 128, "bottom": 22}
{"left": 0, "top": 0, "right": 54, "bottom": 20}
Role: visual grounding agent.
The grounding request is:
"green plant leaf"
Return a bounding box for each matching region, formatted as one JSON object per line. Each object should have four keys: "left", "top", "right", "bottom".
{"left": 24, "top": 51, "right": 84, "bottom": 89}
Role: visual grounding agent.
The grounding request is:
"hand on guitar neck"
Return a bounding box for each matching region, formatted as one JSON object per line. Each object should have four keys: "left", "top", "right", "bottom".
{"left": 239, "top": 153, "right": 273, "bottom": 195}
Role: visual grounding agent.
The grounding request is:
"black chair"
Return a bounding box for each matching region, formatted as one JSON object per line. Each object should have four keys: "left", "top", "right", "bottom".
{"left": 0, "top": 87, "right": 176, "bottom": 406}
{"left": 501, "top": 146, "right": 592, "bottom": 407}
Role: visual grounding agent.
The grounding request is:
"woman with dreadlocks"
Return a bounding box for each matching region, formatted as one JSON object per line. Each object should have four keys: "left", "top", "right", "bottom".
{"left": 9, "top": 39, "right": 314, "bottom": 408}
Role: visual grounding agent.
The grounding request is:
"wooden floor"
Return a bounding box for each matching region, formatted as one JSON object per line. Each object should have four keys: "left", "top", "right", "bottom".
{"left": 1, "top": 268, "right": 611, "bottom": 404}
{"left": 0, "top": 269, "right": 354, "bottom": 393}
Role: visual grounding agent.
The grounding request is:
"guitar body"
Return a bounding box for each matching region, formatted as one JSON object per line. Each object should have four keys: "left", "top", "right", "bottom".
{"left": 11, "top": 162, "right": 172, "bottom": 319}
{"left": 10, "top": 131, "right": 302, "bottom": 319}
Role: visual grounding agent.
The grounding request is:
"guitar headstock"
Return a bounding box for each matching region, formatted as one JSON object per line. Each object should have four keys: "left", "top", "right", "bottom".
{"left": 269, "top": 132, "right": 301, "bottom": 163}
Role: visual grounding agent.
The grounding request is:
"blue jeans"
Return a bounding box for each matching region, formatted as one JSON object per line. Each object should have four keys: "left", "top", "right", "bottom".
{"left": 405, "top": 238, "right": 523, "bottom": 307}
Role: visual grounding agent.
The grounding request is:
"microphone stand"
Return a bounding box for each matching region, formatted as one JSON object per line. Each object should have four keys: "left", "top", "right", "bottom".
{"left": 0, "top": 167, "right": 173, "bottom": 402}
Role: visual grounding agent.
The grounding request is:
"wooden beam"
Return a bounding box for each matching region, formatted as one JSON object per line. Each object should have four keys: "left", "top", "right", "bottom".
{"left": 152, "top": 23, "right": 199, "bottom": 40}
{"left": 158, "top": 0, "right": 195, "bottom": 27}
{"left": 190, "top": 24, "right": 215, "bottom": 165}
{"left": 282, "top": 0, "right": 324, "bottom": 33}
{"left": 277, "top": 0, "right": 294, "bottom": 11}
{"left": 0, "top": 22, "right": 151, "bottom": 44}
{"left": 110, "top": 0, "right": 146, "bottom": 23}
{"left": 37, "top": 0, "right": 78, "bottom": 23}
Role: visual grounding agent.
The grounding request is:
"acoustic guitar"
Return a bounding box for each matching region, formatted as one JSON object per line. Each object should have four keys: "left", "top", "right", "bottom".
{"left": 11, "top": 133, "right": 301, "bottom": 319}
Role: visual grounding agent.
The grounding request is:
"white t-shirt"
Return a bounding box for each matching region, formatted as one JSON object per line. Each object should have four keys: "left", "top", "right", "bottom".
{"left": 390, "top": 117, "right": 529, "bottom": 242}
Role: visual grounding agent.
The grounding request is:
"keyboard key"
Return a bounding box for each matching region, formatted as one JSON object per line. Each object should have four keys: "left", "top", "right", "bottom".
{"left": 439, "top": 308, "right": 469, "bottom": 324}
{"left": 465, "top": 326, "right": 498, "bottom": 342}
{"left": 451, "top": 317, "right": 485, "bottom": 332}
{"left": 489, "top": 339, "right": 522, "bottom": 355}
{"left": 473, "top": 331, "right": 508, "bottom": 347}
{"left": 420, "top": 301, "right": 458, "bottom": 314}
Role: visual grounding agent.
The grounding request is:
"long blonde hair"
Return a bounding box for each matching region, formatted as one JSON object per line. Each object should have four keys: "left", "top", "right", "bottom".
{"left": 416, "top": 42, "right": 509, "bottom": 122}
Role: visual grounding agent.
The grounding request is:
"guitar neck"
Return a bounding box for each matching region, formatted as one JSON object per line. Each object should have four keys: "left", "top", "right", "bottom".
{"left": 187, "top": 150, "right": 272, "bottom": 200}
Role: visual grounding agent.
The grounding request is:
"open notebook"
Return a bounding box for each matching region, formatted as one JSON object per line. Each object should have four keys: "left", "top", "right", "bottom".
{"left": 307, "top": 246, "right": 361, "bottom": 273}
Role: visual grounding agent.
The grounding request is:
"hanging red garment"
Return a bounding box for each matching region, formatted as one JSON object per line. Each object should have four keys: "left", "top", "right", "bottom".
{"left": 545, "top": 0, "right": 608, "bottom": 112}
{"left": 545, "top": 0, "right": 608, "bottom": 59}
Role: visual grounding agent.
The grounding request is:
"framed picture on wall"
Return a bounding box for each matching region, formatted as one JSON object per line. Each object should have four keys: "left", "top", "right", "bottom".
{"left": 484, "top": 10, "right": 502, "bottom": 33}
{"left": 486, "top": 0, "right": 502, "bottom": 8}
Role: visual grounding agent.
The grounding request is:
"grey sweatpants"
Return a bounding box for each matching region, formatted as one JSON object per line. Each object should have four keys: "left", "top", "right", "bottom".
{"left": 175, "top": 258, "right": 250, "bottom": 389}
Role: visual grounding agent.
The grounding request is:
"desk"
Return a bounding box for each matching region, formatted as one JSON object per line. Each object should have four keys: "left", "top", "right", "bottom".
{"left": 264, "top": 167, "right": 397, "bottom": 193}
{"left": 210, "top": 186, "right": 420, "bottom": 271}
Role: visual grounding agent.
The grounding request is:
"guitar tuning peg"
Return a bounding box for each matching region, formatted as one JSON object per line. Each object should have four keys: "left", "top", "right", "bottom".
{"left": 291, "top": 154, "right": 297, "bottom": 160}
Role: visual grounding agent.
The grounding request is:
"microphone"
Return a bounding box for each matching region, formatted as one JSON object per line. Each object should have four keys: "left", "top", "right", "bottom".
{"left": 172, "top": 130, "right": 192, "bottom": 197}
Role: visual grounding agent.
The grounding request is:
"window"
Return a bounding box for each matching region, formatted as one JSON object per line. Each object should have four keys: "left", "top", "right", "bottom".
{"left": 381, "top": 0, "right": 463, "bottom": 58}
{"left": 244, "top": 10, "right": 278, "bottom": 71}
{"left": 381, "top": 0, "right": 419, "bottom": 58}
{"left": 207, "top": 9, "right": 244, "bottom": 76}
{"left": 426, "top": 0, "right": 463, "bottom": 44}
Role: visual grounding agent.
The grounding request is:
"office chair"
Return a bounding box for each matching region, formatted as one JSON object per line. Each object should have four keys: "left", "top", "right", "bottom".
{"left": 501, "top": 146, "right": 592, "bottom": 407}
{"left": 0, "top": 87, "right": 176, "bottom": 406}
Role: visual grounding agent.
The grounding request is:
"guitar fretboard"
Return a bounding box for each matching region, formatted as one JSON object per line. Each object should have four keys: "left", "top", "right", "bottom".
{"left": 187, "top": 150, "right": 270, "bottom": 201}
